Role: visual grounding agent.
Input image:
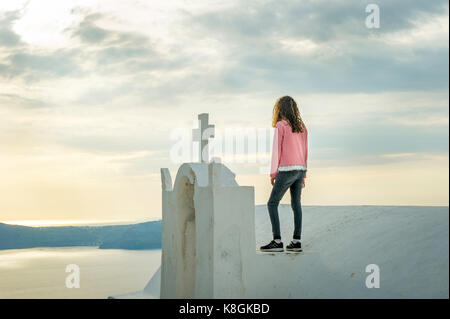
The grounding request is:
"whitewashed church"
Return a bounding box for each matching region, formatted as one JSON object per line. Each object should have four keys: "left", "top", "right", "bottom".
{"left": 112, "top": 114, "right": 449, "bottom": 299}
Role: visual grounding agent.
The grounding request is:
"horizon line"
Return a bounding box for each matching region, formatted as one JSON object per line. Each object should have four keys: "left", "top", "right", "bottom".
{"left": 2, "top": 204, "right": 448, "bottom": 227}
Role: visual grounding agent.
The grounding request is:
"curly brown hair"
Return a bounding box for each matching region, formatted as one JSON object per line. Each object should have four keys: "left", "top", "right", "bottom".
{"left": 272, "top": 96, "right": 305, "bottom": 133}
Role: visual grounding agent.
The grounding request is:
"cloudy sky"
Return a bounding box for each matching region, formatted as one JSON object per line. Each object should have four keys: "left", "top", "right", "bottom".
{"left": 0, "top": 0, "right": 448, "bottom": 225}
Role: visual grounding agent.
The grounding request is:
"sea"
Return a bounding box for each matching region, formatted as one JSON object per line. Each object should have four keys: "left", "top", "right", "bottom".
{"left": 0, "top": 247, "right": 161, "bottom": 299}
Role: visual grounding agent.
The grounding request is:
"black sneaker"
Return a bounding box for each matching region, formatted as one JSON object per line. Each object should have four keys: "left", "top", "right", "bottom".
{"left": 286, "top": 241, "right": 302, "bottom": 252}
{"left": 260, "top": 240, "right": 283, "bottom": 252}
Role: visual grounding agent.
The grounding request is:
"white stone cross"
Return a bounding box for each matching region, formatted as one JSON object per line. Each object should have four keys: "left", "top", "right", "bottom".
{"left": 192, "top": 113, "right": 215, "bottom": 163}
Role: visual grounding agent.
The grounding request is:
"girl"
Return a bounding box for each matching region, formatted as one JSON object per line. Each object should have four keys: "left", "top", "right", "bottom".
{"left": 260, "top": 96, "right": 308, "bottom": 252}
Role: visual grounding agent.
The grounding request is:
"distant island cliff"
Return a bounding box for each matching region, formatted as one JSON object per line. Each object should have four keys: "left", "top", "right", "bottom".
{"left": 0, "top": 221, "right": 162, "bottom": 250}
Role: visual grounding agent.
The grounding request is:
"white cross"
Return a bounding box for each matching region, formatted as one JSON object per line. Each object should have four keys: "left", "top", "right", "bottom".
{"left": 192, "top": 113, "right": 215, "bottom": 163}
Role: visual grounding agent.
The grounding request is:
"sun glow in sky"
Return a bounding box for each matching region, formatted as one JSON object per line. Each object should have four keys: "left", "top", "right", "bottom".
{"left": 3, "top": 218, "right": 156, "bottom": 227}
{"left": 0, "top": 0, "right": 448, "bottom": 225}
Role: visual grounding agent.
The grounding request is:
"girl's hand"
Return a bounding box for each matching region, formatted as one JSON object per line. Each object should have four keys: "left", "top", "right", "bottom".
{"left": 302, "top": 178, "right": 306, "bottom": 188}
{"left": 271, "top": 177, "right": 276, "bottom": 186}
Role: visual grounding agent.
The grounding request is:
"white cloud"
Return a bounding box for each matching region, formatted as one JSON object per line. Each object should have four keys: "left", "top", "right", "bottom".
{"left": 381, "top": 7, "right": 449, "bottom": 49}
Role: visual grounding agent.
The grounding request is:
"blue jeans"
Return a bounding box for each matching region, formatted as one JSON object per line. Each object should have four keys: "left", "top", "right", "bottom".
{"left": 267, "top": 170, "right": 306, "bottom": 240}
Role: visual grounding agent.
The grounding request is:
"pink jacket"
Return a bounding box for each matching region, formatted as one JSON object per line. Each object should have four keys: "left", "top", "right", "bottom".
{"left": 270, "top": 120, "right": 308, "bottom": 178}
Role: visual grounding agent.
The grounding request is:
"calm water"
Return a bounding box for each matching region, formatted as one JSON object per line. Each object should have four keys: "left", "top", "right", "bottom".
{"left": 0, "top": 247, "right": 161, "bottom": 299}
